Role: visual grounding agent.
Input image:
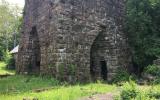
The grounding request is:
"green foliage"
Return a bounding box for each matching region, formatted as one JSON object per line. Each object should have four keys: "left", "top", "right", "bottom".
{"left": 143, "top": 86, "right": 160, "bottom": 99}
{"left": 135, "top": 92, "right": 155, "bottom": 100}
{"left": 119, "top": 80, "right": 160, "bottom": 100}
{"left": 148, "top": 90, "right": 160, "bottom": 99}
{"left": 112, "top": 68, "right": 131, "bottom": 83}
{"left": 2, "top": 50, "right": 11, "bottom": 64}
{"left": 48, "top": 64, "right": 53, "bottom": 68}
{"left": 0, "top": 75, "right": 116, "bottom": 100}
{"left": 144, "top": 64, "right": 160, "bottom": 84}
{"left": 145, "top": 65, "right": 160, "bottom": 75}
{"left": 0, "top": 75, "right": 59, "bottom": 94}
{"left": 58, "top": 63, "right": 65, "bottom": 76}
{"left": 121, "top": 80, "right": 139, "bottom": 100}
{"left": 2, "top": 50, "right": 15, "bottom": 69}
{"left": 0, "top": 0, "right": 23, "bottom": 58}
{"left": 126, "top": 0, "right": 160, "bottom": 69}
{"left": 0, "top": 61, "right": 15, "bottom": 75}
{"left": 154, "top": 78, "right": 160, "bottom": 84}
{"left": 68, "top": 64, "right": 76, "bottom": 76}
{"left": 154, "top": 75, "right": 160, "bottom": 84}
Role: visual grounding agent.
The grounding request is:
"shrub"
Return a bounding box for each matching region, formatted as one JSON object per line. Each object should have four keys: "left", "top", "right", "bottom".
{"left": 2, "top": 50, "right": 15, "bottom": 69}
{"left": 154, "top": 78, "right": 160, "bottom": 84}
{"left": 145, "top": 65, "right": 160, "bottom": 76}
{"left": 148, "top": 88, "right": 160, "bottom": 99}
{"left": 144, "top": 65, "right": 160, "bottom": 84}
{"left": 148, "top": 92, "right": 160, "bottom": 99}
{"left": 135, "top": 92, "right": 155, "bottom": 100}
{"left": 112, "top": 68, "right": 135, "bottom": 84}
{"left": 2, "top": 50, "right": 12, "bottom": 64}
{"left": 119, "top": 80, "right": 160, "bottom": 100}
{"left": 120, "top": 80, "right": 139, "bottom": 100}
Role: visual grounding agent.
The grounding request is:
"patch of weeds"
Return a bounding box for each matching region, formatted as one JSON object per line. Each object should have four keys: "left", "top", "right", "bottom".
{"left": 112, "top": 68, "right": 135, "bottom": 84}
{"left": 59, "top": 63, "right": 65, "bottom": 76}
{"left": 68, "top": 64, "right": 76, "bottom": 76}
{"left": 144, "top": 65, "right": 160, "bottom": 76}
{"left": 148, "top": 88, "right": 160, "bottom": 99}
{"left": 120, "top": 80, "right": 139, "bottom": 100}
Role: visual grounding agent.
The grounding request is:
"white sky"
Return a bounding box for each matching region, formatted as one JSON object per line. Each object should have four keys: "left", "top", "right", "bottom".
{"left": 5, "top": 0, "right": 25, "bottom": 8}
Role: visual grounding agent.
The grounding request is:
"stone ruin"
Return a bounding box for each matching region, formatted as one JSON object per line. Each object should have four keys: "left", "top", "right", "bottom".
{"left": 17, "top": 0, "right": 131, "bottom": 82}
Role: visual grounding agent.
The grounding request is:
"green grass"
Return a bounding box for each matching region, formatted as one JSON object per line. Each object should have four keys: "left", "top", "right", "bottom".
{"left": 0, "top": 76, "right": 160, "bottom": 100}
{"left": 1, "top": 61, "right": 159, "bottom": 100}
{"left": 0, "top": 75, "right": 59, "bottom": 94}
{"left": 0, "top": 61, "right": 116, "bottom": 100}
{"left": 0, "top": 75, "right": 116, "bottom": 100}
{"left": 0, "top": 62, "right": 15, "bottom": 75}
{"left": 0, "top": 83, "right": 116, "bottom": 100}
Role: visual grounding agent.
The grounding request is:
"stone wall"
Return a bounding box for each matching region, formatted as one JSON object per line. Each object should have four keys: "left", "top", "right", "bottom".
{"left": 17, "top": 0, "right": 131, "bottom": 82}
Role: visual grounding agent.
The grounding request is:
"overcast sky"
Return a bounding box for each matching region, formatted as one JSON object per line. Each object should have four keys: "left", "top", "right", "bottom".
{"left": 6, "top": 0, "right": 25, "bottom": 8}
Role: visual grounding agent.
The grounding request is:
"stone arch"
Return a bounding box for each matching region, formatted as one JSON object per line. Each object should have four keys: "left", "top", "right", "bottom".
{"left": 90, "top": 28, "right": 109, "bottom": 81}
{"left": 89, "top": 18, "right": 121, "bottom": 81}
{"left": 28, "top": 26, "right": 41, "bottom": 74}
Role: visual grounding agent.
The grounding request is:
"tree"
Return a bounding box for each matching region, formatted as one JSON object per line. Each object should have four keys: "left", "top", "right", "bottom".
{"left": 0, "top": 0, "right": 23, "bottom": 60}
{"left": 126, "top": 0, "right": 160, "bottom": 74}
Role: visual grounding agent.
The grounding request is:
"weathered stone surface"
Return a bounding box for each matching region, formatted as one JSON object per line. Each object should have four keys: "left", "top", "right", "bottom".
{"left": 17, "top": 0, "right": 131, "bottom": 82}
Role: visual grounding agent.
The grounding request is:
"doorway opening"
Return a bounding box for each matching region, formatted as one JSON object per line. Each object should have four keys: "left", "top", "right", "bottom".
{"left": 100, "top": 61, "right": 108, "bottom": 80}
{"left": 28, "top": 26, "right": 40, "bottom": 74}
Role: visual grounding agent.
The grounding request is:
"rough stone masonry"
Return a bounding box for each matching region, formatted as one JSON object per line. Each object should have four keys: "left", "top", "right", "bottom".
{"left": 17, "top": 0, "right": 131, "bottom": 82}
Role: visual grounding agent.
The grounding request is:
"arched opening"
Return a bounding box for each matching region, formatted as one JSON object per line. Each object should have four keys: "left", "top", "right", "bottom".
{"left": 90, "top": 29, "right": 108, "bottom": 81}
{"left": 28, "top": 26, "right": 40, "bottom": 74}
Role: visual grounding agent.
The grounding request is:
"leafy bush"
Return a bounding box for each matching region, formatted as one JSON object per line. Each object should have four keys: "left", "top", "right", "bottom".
{"left": 2, "top": 50, "right": 15, "bottom": 69}
{"left": 154, "top": 78, "right": 160, "bottom": 84}
{"left": 119, "top": 80, "right": 157, "bottom": 100}
{"left": 148, "top": 91, "right": 160, "bottom": 99}
{"left": 144, "top": 64, "right": 160, "bottom": 84}
{"left": 135, "top": 92, "right": 155, "bottom": 100}
{"left": 112, "top": 68, "right": 135, "bottom": 84}
{"left": 119, "top": 80, "right": 160, "bottom": 100}
{"left": 145, "top": 65, "right": 160, "bottom": 76}
{"left": 120, "top": 80, "right": 139, "bottom": 100}
{"left": 2, "top": 50, "right": 12, "bottom": 64}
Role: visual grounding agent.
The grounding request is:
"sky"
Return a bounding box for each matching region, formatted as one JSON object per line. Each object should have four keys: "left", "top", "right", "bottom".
{"left": 6, "top": 0, "right": 25, "bottom": 8}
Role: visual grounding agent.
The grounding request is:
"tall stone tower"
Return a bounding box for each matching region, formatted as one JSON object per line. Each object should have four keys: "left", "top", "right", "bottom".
{"left": 17, "top": 0, "right": 131, "bottom": 82}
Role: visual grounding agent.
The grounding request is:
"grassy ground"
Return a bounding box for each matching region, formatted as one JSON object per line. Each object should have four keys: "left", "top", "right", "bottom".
{"left": 0, "top": 75, "right": 59, "bottom": 94}
{"left": 0, "top": 62, "right": 15, "bottom": 75}
{"left": 0, "top": 75, "right": 116, "bottom": 100}
{"left": 1, "top": 62, "right": 160, "bottom": 100}
{"left": 0, "top": 62, "right": 116, "bottom": 100}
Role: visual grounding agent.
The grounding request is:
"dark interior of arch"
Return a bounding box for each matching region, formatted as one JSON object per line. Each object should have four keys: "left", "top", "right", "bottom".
{"left": 90, "top": 30, "right": 108, "bottom": 81}
{"left": 28, "top": 26, "right": 40, "bottom": 74}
